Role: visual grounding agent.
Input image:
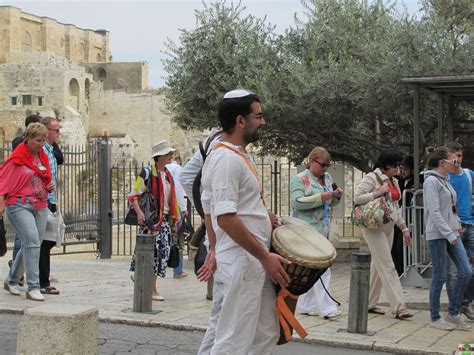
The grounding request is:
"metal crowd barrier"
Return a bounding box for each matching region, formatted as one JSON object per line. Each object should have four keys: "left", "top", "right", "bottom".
{"left": 401, "top": 188, "right": 430, "bottom": 288}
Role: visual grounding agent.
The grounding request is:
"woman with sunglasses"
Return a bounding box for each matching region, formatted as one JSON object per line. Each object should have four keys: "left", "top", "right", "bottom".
{"left": 354, "top": 151, "right": 413, "bottom": 319}
{"left": 424, "top": 147, "right": 472, "bottom": 330}
{"left": 290, "top": 146, "right": 343, "bottom": 319}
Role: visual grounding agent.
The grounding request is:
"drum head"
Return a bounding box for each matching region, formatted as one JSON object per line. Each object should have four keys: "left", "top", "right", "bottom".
{"left": 272, "top": 220, "right": 336, "bottom": 269}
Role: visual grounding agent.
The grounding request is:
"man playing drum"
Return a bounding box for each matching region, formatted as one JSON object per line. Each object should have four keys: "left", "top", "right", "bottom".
{"left": 198, "top": 89, "right": 290, "bottom": 354}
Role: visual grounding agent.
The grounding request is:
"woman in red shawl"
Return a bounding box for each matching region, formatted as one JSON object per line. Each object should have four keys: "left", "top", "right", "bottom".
{"left": 129, "top": 140, "right": 181, "bottom": 301}
{"left": 0, "top": 123, "right": 53, "bottom": 302}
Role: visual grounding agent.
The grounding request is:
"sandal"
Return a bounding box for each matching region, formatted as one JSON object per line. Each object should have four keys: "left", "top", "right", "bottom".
{"left": 394, "top": 309, "right": 413, "bottom": 320}
{"left": 40, "top": 286, "right": 60, "bottom": 295}
{"left": 368, "top": 307, "right": 385, "bottom": 315}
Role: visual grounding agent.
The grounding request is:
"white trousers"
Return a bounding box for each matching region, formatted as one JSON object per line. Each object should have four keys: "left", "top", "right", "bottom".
{"left": 198, "top": 250, "right": 279, "bottom": 355}
{"left": 295, "top": 268, "right": 337, "bottom": 317}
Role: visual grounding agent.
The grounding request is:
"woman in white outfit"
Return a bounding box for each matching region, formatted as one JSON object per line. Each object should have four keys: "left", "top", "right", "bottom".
{"left": 290, "top": 147, "right": 343, "bottom": 319}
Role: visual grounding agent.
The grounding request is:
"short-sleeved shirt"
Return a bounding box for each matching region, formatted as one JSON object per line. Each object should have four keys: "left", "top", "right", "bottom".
{"left": 201, "top": 141, "right": 271, "bottom": 259}
{"left": 448, "top": 169, "right": 474, "bottom": 225}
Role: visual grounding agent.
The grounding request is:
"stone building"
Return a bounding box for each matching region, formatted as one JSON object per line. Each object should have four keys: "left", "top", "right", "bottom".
{"left": 0, "top": 6, "right": 198, "bottom": 164}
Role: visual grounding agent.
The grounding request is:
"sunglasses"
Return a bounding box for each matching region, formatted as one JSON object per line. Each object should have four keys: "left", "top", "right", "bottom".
{"left": 48, "top": 128, "right": 60, "bottom": 133}
{"left": 443, "top": 159, "right": 458, "bottom": 165}
{"left": 313, "top": 160, "right": 331, "bottom": 168}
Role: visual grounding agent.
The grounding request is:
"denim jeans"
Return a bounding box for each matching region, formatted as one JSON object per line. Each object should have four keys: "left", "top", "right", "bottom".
{"left": 173, "top": 249, "right": 184, "bottom": 277}
{"left": 5, "top": 203, "right": 48, "bottom": 292}
{"left": 428, "top": 237, "right": 472, "bottom": 321}
{"left": 12, "top": 236, "right": 21, "bottom": 260}
{"left": 447, "top": 224, "right": 474, "bottom": 304}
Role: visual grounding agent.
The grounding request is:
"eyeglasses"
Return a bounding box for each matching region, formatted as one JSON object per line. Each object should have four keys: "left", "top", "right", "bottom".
{"left": 313, "top": 160, "right": 331, "bottom": 168}
{"left": 443, "top": 159, "right": 458, "bottom": 165}
{"left": 48, "top": 128, "right": 60, "bottom": 133}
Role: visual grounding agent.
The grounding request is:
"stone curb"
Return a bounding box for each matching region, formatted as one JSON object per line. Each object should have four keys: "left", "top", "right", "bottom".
{"left": 0, "top": 307, "right": 448, "bottom": 355}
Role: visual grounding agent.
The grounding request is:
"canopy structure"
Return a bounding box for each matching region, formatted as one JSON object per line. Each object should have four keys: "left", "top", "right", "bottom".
{"left": 402, "top": 75, "right": 474, "bottom": 188}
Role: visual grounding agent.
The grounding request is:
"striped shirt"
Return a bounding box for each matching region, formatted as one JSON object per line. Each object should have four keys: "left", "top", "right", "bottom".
{"left": 43, "top": 143, "right": 57, "bottom": 204}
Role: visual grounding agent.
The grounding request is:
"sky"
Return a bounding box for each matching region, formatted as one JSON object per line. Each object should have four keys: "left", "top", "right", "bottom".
{"left": 2, "top": 0, "right": 422, "bottom": 88}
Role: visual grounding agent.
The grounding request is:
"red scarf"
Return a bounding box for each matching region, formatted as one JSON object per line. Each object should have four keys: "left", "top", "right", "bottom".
{"left": 0, "top": 142, "right": 52, "bottom": 186}
{"left": 151, "top": 166, "right": 180, "bottom": 232}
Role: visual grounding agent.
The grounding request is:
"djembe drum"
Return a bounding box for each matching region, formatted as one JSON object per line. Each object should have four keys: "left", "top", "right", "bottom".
{"left": 272, "top": 216, "right": 337, "bottom": 344}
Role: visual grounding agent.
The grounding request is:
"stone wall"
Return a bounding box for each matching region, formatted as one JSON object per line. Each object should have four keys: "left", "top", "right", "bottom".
{"left": 0, "top": 52, "right": 92, "bottom": 144}
{"left": 0, "top": 6, "right": 110, "bottom": 64}
{"left": 81, "top": 62, "right": 149, "bottom": 93}
{"left": 88, "top": 89, "right": 199, "bottom": 164}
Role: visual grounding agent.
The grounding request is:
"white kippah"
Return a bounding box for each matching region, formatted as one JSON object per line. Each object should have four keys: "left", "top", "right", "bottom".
{"left": 223, "top": 89, "right": 254, "bottom": 99}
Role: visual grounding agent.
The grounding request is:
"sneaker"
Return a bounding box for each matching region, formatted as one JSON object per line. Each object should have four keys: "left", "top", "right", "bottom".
{"left": 173, "top": 272, "right": 188, "bottom": 279}
{"left": 324, "top": 310, "right": 342, "bottom": 320}
{"left": 446, "top": 313, "right": 471, "bottom": 330}
{"left": 26, "top": 289, "right": 45, "bottom": 301}
{"left": 461, "top": 306, "right": 474, "bottom": 321}
{"left": 152, "top": 294, "right": 164, "bottom": 301}
{"left": 3, "top": 281, "right": 21, "bottom": 296}
{"left": 429, "top": 318, "right": 455, "bottom": 331}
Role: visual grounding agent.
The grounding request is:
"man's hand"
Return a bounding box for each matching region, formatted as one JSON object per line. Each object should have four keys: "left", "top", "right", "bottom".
{"left": 260, "top": 252, "right": 291, "bottom": 288}
{"left": 46, "top": 182, "right": 54, "bottom": 192}
{"left": 268, "top": 211, "right": 281, "bottom": 230}
{"left": 197, "top": 249, "right": 216, "bottom": 282}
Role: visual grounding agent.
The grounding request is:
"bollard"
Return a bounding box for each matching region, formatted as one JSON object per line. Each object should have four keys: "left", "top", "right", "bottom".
{"left": 347, "top": 253, "right": 371, "bottom": 333}
{"left": 133, "top": 233, "right": 154, "bottom": 312}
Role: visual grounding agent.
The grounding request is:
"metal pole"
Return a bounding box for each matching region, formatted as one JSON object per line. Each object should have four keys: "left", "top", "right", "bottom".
{"left": 437, "top": 93, "right": 444, "bottom": 146}
{"left": 133, "top": 233, "right": 154, "bottom": 312}
{"left": 98, "top": 135, "right": 112, "bottom": 259}
{"left": 347, "top": 253, "right": 371, "bottom": 334}
{"left": 273, "top": 160, "right": 279, "bottom": 214}
{"left": 413, "top": 85, "right": 420, "bottom": 189}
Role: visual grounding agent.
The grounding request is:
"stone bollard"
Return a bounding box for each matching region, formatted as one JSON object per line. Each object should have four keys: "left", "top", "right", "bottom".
{"left": 347, "top": 253, "right": 371, "bottom": 334}
{"left": 17, "top": 304, "right": 98, "bottom": 355}
{"left": 133, "top": 233, "right": 154, "bottom": 312}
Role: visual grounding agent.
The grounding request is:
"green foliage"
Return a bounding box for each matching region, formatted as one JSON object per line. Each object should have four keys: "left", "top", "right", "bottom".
{"left": 164, "top": 0, "right": 473, "bottom": 172}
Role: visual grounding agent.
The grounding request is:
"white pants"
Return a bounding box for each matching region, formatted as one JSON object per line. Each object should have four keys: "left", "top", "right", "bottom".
{"left": 296, "top": 268, "right": 337, "bottom": 317}
{"left": 198, "top": 250, "right": 279, "bottom": 355}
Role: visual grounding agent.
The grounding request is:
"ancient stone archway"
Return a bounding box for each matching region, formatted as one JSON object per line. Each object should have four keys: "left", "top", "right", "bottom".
{"left": 68, "top": 78, "right": 80, "bottom": 110}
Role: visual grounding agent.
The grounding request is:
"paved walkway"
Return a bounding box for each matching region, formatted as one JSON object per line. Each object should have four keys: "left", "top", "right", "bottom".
{"left": 0, "top": 256, "right": 472, "bottom": 355}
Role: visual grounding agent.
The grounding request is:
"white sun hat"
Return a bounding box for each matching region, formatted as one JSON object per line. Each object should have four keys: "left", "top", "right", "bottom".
{"left": 151, "top": 140, "right": 176, "bottom": 158}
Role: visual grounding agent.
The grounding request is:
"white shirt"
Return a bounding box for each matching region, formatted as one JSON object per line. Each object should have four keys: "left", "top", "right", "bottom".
{"left": 179, "top": 128, "right": 222, "bottom": 207}
{"left": 166, "top": 161, "right": 187, "bottom": 212}
{"left": 201, "top": 141, "right": 272, "bottom": 258}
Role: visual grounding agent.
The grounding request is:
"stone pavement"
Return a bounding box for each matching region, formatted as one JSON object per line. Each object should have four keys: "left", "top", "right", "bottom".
{"left": 0, "top": 255, "right": 472, "bottom": 355}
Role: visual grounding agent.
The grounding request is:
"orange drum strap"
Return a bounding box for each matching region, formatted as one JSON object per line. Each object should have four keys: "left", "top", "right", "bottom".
{"left": 276, "top": 288, "right": 308, "bottom": 341}
{"left": 214, "top": 143, "right": 266, "bottom": 205}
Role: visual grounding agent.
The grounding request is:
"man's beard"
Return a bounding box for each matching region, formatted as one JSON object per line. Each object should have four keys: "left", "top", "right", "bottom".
{"left": 243, "top": 128, "right": 260, "bottom": 144}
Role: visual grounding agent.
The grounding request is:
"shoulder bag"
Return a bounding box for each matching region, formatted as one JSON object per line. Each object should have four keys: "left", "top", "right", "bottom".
{"left": 124, "top": 168, "right": 158, "bottom": 227}
{"left": 351, "top": 173, "right": 397, "bottom": 229}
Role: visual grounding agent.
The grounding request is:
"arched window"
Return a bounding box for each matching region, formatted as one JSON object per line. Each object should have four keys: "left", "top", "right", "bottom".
{"left": 22, "top": 32, "right": 32, "bottom": 51}
{"left": 85, "top": 79, "right": 90, "bottom": 100}
{"left": 96, "top": 53, "right": 102, "bottom": 62}
{"left": 96, "top": 68, "right": 107, "bottom": 82}
{"left": 68, "top": 78, "right": 80, "bottom": 110}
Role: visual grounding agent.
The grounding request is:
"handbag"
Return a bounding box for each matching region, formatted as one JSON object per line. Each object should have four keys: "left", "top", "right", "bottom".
{"left": 0, "top": 218, "right": 7, "bottom": 257}
{"left": 167, "top": 244, "right": 180, "bottom": 268}
{"left": 44, "top": 210, "right": 66, "bottom": 246}
{"left": 124, "top": 168, "right": 158, "bottom": 227}
{"left": 352, "top": 173, "right": 397, "bottom": 229}
{"left": 194, "top": 236, "right": 208, "bottom": 275}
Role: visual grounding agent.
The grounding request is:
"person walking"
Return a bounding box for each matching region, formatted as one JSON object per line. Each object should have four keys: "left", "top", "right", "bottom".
{"left": 38, "top": 117, "right": 63, "bottom": 295}
{"left": 354, "top": 151, "right": 413, "bottom": 319}
{"left": 1, "top": 123, "right": 53, "bottom": 301}
{"left": 424, "top": 147, "right": 472, "bottom": 330}
{"left": 198, "top": 89, "right": 289, "bottom": 354}
{"left": 290, "top": 146, "right": 342, "bottom": 319}
{"left": 444, "top": 141, "right": 474, "bottom": 321}
{"left": 129, "top": 140, "right": 181, "bottom": 301}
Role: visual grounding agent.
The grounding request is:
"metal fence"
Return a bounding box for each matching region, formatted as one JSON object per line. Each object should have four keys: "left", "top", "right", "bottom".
{"left": 0, "top": 141, "right": 102, "bottom": 255}
{"left": 1, "top": 139, "right": 364, "bottom": 257}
